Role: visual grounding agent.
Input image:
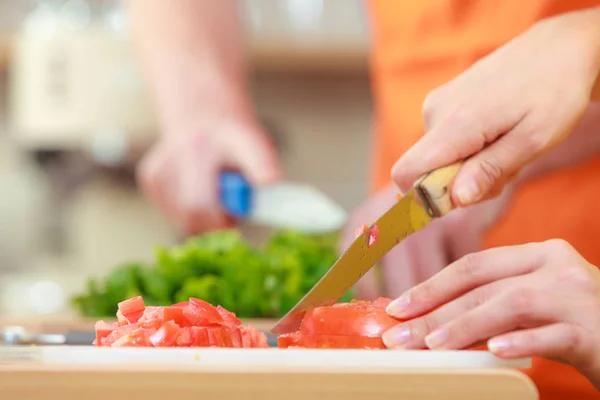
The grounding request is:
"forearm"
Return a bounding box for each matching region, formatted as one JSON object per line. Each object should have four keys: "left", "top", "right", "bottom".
{"left": 124, "top": 0, "right": 253, "bottom": 134}
{"left": 516, "top": 102, "right": 600, "bottom": 185}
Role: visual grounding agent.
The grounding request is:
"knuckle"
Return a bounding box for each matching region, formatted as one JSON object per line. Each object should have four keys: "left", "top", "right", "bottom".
{"left": 508, "top": 288, "right": 538, "bottom": 319}
{"left": 562, "top": 325, "right": 584, "bottom": 354}
{"left": 456, "top": 253, "right": 483, "bottom": 281}
{"left": 556, "top": 265, "right": 594, "bottom": 291}
{"left": 422, "top": 89, "right": 442, "bottom": 122}
{"left": 544, "top": 238, "right": 574, "bottom": 255}
{"left": 521, "top": 132, "right": 551, "bottom": 154}
{"left": 474, "top": 158, "right": 504, "bottom": 190}
{"left": 468, "top": 286, "right": 492, "bottom": 309}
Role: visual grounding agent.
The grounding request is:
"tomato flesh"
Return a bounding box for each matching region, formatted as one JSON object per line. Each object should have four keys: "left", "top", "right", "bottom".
{"left": 278, "top": 332, "right": 386, "bottom": 349}
{"left": 368, "top": 224, "right": 379, "bottom": 247}
{"left": 93, "top": 296, "right": 267, "bottom": 349}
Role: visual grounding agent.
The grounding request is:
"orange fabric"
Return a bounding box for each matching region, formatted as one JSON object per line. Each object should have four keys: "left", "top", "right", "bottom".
{"left": 366, "top": 0, "right": 600, "bottom": 398}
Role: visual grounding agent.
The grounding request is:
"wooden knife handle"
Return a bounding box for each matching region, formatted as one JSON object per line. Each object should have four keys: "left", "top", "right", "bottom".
{"left": 414, "top": 161, "right": 464, "bottom": 218}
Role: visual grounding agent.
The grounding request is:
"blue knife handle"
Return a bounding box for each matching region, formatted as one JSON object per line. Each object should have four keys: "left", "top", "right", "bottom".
{"left": 219, "top": 171, "right": 252, "bottom": 219}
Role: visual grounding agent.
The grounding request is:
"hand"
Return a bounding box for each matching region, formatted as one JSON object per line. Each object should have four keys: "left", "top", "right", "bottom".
{"left": 382, "top": 239, "right": 600, "bottom": 390}
{"left": 340, "top": 182, "right": 515, "bottom": 299}
{"left": 392, "top": 8, "right": 600, "bottom": 206}
{"left": 136, "top": 112, "right": 281, "bottom": 236}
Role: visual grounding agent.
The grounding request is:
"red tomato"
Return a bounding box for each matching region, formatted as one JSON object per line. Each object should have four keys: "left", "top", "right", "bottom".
{"left": 216, "top": 305, "right": 242, "bottom": 327}
{"left": 278, "top": 298, "right": 401, "bottom": 349}
{"left": 191, "top": 326, "right": 210, "bottom": 346}
{"left": 140, "top": 306, "right": 185, "bottom": 326}
{"left": 278, "top": 332, "right": 385, "bottom": 349}
{"left": 368, "top": 223, "right": 379, "bottom": 247}
{"left": 241, "top": 327, "right": 269, "bottom": 348}
{"left": 111, "top": 329, "right": 152, "bottom": 347}
{"left": 149, "top": 321, "right": 181, "bottom": 347}
{"left": 117, "top": 296, "right": 145, "bottom": 324}
{"left": 176, "top": 327, "right": 194, "bottom": 347}
{"left": 93, "top": 295, "right": 269, "bottom": 349}
{"left": 180, "top": 297, "right": 224, "bottom": 326}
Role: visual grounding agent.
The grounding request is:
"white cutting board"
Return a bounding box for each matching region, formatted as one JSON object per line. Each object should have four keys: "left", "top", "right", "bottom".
{"left": 0, "top": 346, "right": 531, "bottom": 369}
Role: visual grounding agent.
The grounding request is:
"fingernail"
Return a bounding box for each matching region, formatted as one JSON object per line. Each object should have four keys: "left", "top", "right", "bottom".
{"left": 386, "top": 294, "right": 411, "bottom": 317}
{"left": 382, "top": 325, "right": 412, "bottom": 348}
{"left": 488, "top": 337, "right": 511, "bottom": 354}
{"left": 425, "top": 328, "right": 448, "bottom": 349}
{"left": 456, "top": 180, "right": 481, "bottom": 205}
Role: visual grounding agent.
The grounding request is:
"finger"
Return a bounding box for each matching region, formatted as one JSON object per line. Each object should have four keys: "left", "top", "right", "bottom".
{"left": 225, "top": 124, "right": 282, "bottom": 186}
{"left": 176, "top": 137, "right": 225, "bottom": 235}
{"left": 382, "top": 277, "right": 516, "bottom": 349}
{"left": 487, "top": 323, "right": 593, "bottom": 368}
{"left": 423, "top": 289, "right": 569, "bottom": 351}
{"left": 391, "top": 102, "right": 524, "bottom": 194}
{"left": 386, "top": 242, "right": 546, "bottom": 319}
{"left": 449, "top": 116, "right": 547, "bottom": 207}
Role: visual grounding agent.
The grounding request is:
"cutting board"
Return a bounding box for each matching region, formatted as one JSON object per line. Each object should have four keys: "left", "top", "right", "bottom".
{"left": 0, "top": 346, "right": 539, "bottom": 399}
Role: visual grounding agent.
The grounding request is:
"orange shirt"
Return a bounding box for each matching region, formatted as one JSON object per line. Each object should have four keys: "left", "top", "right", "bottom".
{"left": 366, "top": 0, "right": 600, "bottom": 398}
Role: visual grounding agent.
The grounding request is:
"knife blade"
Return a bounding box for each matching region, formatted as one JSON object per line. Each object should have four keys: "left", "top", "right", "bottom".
{"left": 220, "top": 171, "right": 347, "bottom": 234}
{"left": 270, "top": 161, "right": 463, "bottom": 335}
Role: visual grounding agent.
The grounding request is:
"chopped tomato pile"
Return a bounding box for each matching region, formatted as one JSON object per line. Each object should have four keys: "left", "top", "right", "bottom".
{"left": 94, "top": 296, "right": 268, "bottom": 348}
{"left": 278, "top": 297, "right": 403, "bottom": 349}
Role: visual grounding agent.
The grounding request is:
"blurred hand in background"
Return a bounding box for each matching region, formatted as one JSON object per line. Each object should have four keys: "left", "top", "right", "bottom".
{"left": 125, "top": 0, "right": 281, "bottom": 236}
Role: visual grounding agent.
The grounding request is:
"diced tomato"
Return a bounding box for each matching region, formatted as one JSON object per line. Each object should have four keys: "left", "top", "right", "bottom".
{"left": 117, "top": 296, "right": 145, "bottom": 324}
{"left": 176, "top": 327, "right": 194, "bottom": 347}
{"left": 149, "top": 320, "right": 182, "bottom": 347}
{"left": 241, "top": 326, "right": 269, "bottom": 348}
{"left": 191, "top": 326, "right": 210, "bottom": 346}
{"left": 111, "top": 329, "right": 151, "bottom": 347}
{"left": 188, "top": 297, "right": 224, "bottom": 325}
{"left": 93, "top": 295, "right": 268, "bottom": 349}
{"left": 94, "top": 320, "right": 118, "bottom": 347}
{"left": 140, "top": 306, "right": 185, "bottom": 326}
{"left": 102, "top": 323, "right": 141, "bottom": 346}
{"left": 368, "top": 223, "right": 379, "bottom": 247}
{"left": 278, "top": 332, "right": 385, "bottom": 349}
{"left": 216, "top": 305, "right": 242, "bottom": 327}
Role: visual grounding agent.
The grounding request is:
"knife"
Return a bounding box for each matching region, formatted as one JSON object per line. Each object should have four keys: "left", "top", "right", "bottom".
{"left": 270, "top": 161, "right": 463, "bottom": 335}
{"left": 219, "top": 171, "right": 347, "bottom": 234}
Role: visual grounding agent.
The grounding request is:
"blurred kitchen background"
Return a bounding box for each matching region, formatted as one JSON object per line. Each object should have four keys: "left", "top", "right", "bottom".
{"left": 0, "top": 0, "right": 374, "bottom": 318}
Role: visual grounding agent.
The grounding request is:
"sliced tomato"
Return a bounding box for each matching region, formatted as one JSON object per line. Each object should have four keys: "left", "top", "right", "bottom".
{"left": 117, "top": 296, "right": 145, "bottom": 324}
{"left": 300, "top": 298, "right": 400, "bottom": 337}
{"left": 278, "top": 332, "right": 385, "bottom": 349}
{"left": 149, "top": 320, "right": 182, "bottom": 347}
{"left": 172, "top": 301, "right": 189, "bottom": 308}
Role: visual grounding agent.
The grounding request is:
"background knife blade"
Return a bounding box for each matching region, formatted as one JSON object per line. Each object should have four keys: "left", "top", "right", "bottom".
{"left": 219, "top": 171, "right": 347, "bottom": 234}
{"left": 270, "top": 161, "right": 463, "bottom": 335}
